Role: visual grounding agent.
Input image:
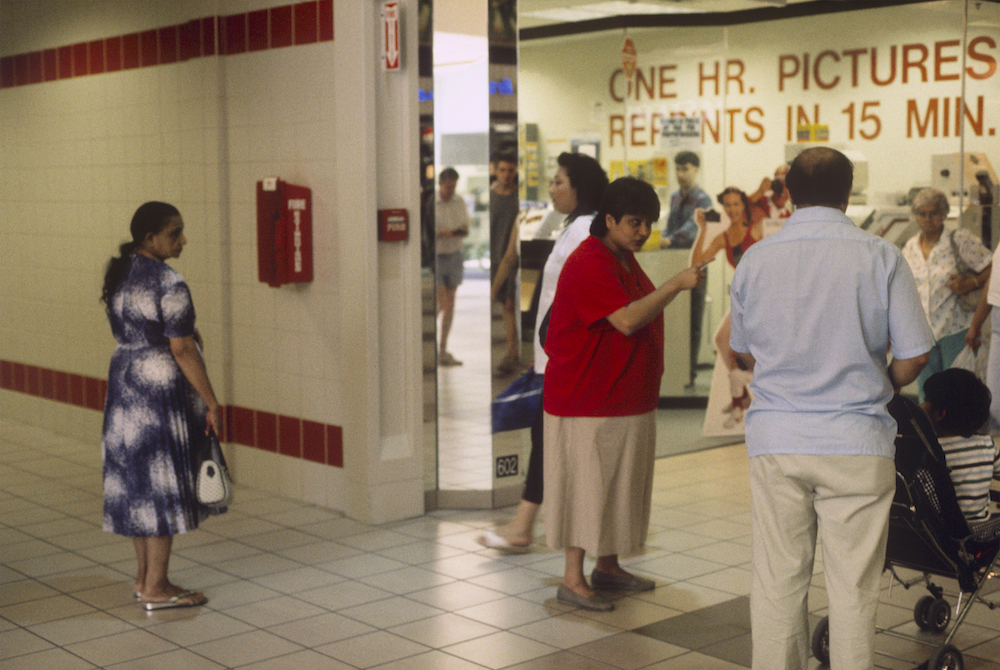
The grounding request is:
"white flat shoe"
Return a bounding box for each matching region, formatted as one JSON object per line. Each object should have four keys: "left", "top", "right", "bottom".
{"left": 476, "top": 530, "right": 530, "bottom": 553}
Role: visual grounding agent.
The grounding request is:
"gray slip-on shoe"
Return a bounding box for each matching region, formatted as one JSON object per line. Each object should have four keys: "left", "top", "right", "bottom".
{"left": 590, "top": 570, "right": 656, "bottom": 592}
{"left": 556, "top": 584, "right": 614, "bottom": 611}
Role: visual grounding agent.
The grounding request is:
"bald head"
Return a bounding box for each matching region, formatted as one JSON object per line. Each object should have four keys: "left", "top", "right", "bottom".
{"left": 786, "top": 147, "right": 853, "bottom": 210}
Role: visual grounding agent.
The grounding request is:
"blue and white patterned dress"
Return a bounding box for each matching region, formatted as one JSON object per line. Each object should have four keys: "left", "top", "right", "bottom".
{"left": 102, "top": 254, "right": 220, "bottom": 537}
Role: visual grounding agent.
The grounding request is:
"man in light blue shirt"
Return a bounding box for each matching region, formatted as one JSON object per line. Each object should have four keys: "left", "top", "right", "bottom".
{"left": 729, "top": 147, "right": 933, "bottom": 670}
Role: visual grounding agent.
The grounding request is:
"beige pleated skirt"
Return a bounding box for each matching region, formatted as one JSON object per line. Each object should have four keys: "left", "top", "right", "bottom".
{"left": 543, "top": 410, "right": 656, "bottom": 557}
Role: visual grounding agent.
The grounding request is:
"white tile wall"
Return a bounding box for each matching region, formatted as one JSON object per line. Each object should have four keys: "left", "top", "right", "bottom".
{"left": 1, "top": 1, "right": 423, "bottom": 521}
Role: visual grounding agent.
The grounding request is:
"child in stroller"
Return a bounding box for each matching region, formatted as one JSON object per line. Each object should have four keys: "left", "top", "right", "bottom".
{"left": 812, "top": 378, "right": 1000, "bottom": 669}
{"left": 922, "top": 368, "right": 1000, "bottom": 542}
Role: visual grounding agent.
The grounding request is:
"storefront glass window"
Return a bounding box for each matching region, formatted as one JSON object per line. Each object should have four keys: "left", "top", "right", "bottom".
{"left": 519, "top": 0, "right": 1000, "bottom": 424}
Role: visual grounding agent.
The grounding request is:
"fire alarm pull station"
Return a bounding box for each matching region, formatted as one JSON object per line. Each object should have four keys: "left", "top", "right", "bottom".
{"left": 378, "top": 208, "right": 408, "bottom": 241}
{"left": 256, "top": 178, "right": 313, "bottom": 287}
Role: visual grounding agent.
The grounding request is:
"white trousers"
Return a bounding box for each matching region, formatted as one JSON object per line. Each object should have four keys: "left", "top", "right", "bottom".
{"left": 749, "top": 453, "right": 895, "bottom": 670}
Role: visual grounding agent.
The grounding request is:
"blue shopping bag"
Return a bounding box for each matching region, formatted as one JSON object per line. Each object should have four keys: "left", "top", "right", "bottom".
{"left": 492, "top": 369, "right": 543, "bottom": 433}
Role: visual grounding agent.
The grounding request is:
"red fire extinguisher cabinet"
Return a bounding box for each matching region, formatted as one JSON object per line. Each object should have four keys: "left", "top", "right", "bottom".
{"left": 256, "top": 177, "right": 313, "bottom": 287}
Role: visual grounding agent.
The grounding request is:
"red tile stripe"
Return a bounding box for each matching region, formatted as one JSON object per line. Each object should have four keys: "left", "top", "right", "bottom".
{"left": 0, "top": 0, "right": 333, "bottom": 89}
{"left": 0, "top": 359, "right": 344, "bottom": 468}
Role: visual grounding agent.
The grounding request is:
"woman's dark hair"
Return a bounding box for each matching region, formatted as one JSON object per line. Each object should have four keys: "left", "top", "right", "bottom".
{"left": 924, "top": 368, "right": 992, "bottom": 437}
{"left": 557, "top": 152, "right": 609, "bottom": 221}
{"left": 590, "top": 177, "right": 660, "bottom": 236}
{"left": 717, "top": 187, "right": 751, "bottom": 226}
{"left": 101, "top": 201, "right": 180, "bottom": 304}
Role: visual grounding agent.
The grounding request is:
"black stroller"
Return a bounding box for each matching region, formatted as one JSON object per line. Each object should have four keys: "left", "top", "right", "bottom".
{"left": 811, "top": 395, "right": 1000, "bottom": 670}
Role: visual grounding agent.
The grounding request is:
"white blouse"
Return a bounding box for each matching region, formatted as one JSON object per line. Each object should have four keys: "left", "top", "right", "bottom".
{"left": 902, "top": 227, "right": 992, "bottom": 340}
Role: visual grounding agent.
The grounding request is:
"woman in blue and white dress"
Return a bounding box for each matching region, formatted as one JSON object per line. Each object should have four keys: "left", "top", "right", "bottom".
{"left": 100, "top": 201, "right": 222, "bottom": 610}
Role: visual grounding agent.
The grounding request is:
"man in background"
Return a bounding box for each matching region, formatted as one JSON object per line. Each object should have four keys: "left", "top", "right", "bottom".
{"left": 435, "top": 167, "right": 470, "bottom": 366}
{"left": 490, "top": 153, "right": 521, "bottom": 376}
{"left": 659, "top": 151, "right": 712, "bottom": 387}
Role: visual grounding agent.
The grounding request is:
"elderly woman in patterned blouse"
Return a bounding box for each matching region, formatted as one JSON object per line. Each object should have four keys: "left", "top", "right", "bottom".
{"left": 901, "top": 188, "right": 991, "bottom": 400}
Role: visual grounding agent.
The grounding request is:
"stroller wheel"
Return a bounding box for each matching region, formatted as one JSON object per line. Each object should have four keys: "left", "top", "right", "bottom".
{"left": 927, "top": 598, "right": 952, "bottom": 633}
{"left": 928, "top": 644, "right": 963, "bottom": 670}
{"left": 811, "top": 616, "right": 830, "bottom": 665}
{"left": 914, "top": 595, "right": 934, "bottom": 629}
{"left": 914, "top": 595, "right": 948, "bottom": 631}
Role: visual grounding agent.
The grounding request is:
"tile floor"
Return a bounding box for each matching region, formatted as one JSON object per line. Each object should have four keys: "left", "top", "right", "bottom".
{"left": 435, "top": 270, "right": 503, "bottom": 492}
{"left": 3, "top": 416, "right": 1000, "bottom": 669}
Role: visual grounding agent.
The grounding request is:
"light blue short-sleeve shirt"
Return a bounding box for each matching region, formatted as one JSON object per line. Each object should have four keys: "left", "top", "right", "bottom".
{"left": 730, "top": 206, "right": 934, "bottom": 458}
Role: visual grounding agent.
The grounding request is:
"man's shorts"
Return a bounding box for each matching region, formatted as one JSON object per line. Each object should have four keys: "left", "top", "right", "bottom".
{"left": 436, "top": 251, "right": 464, "bottom": 289}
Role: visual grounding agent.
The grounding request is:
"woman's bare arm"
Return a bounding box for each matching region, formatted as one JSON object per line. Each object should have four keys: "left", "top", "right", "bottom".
{"left": 169, "top": 335, "right": 221, "bottom": 436}
{"left": 606, "top": 259, "right": 712, "bottom": 336}
{"left": 967, "top": 278, "right": 993, "bottom": 349}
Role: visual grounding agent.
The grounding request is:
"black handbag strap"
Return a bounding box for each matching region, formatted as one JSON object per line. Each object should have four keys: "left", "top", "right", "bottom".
{"left": 538, "top": 305, "right": 552, "bottom": 348}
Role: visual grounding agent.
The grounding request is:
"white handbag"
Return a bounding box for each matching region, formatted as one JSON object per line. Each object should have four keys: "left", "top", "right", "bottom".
{"left": 197, "top": 433, "right": 233, "bottom": 508}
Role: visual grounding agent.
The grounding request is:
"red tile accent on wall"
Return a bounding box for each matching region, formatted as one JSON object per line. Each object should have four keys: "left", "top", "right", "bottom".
{"left": 6, "top": 55, "right": 17, "bottom": 86}
{"left": 0, "top": 3, "right": 335, "bottom": 90}
{"left": 294, "top": 1, "right": 318, "bottom": 45}
{"left": 319, "top": 0, "right": 334, "bottom": 42}
{"left": 140, "top": 30, "right": 158, "bottom": 67}
{"left": 180, "top": 20, "right": 200, "bottom": 61}
{"left": 0, "top": 57, "right": 12, "bottom": 88}
{"left": 328, "top": 425, "right": 343, "bottom": 467}
{"left": 42, "top": 50, "right": 57, "bottom": 81}
{"left": 89, "top": 40, "right": 105, "bottom": 74}
{"left": 54, "top": 371, "right": 69, "bottom": 403}
{"left": 256, "top": 411, "right": 278, "bottom": 452}
{"left": 302, "top": 420, "right": 325, "bottom": 463}
{"left": 106, "top": 37, "right": 122, "bottom": 72}
{"left": 58, "top": 46, "right": 73, "bottom": 79}
{"left": 159, "top": 26, "right": 179, "bottom": 64}
{"left": 40, "top": 369, "right": 55, "bottom": 400}
{"left": 12, "top": 363, "right": 26, "bottom": 392}
{"left": 73, "top": 42, "right": 88, "bottom": 76}
{"left": 249, "top": 10, "right": 269, "bottom": 52}
{"left": 13, "top": 54, "right": 27, "bottom": 85}
{"left": 1, "top": 361, "right": 344, "bottom": 470}
{"left": 27, "top": 366, "right": 40, "bottom": 396}
{"left": 279, "top": 415, "right": 302, "bottom": 456}
{"left": 202, "top": 17, "right": 218, "bottom": 56}
{"left": 27, "top": 52, "right": 43, "bottom": 84}
{"left": 68, "top": 373, "right": 84, "bottom": 406}
{"left": 84, "top": 377, "right": 101, "bottom": 410}
{"left": 122, "top": 33, "right": 139, "bottom": 69}
{"left": 223, "top": 13, "right": 247, "bottom": 55}
{"left": 270, "top": 6, "right": 293, "bottom": 48}
{"left": 231, "top": 406, "right": 255, "bottom": 446}
{"left": 0, "top": 361, "right": 12, "bottom": 390}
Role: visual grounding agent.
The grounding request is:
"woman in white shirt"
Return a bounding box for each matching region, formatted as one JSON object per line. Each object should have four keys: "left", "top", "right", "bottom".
{"left": 479, "top": 152, "right": 608, "bottom": 551}
{"left": 902, "top": 188, "right": 991, "bottom": 400}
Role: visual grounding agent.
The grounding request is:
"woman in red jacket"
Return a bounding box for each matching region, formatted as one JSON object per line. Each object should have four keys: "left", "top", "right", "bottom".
{"left": 543, "top": 178, "right": 709, "bottom": 611}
